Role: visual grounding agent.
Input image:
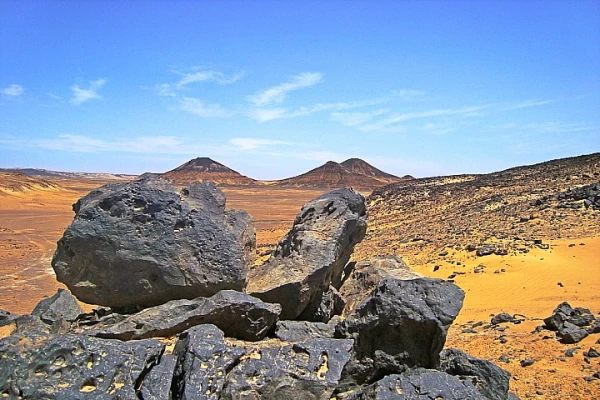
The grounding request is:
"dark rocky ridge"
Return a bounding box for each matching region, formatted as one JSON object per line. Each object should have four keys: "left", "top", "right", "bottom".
{"left": 357, "top": 152, "right": 600, "bottom": 264}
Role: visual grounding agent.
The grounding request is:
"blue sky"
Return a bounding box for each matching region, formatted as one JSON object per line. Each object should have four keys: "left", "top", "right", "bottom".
{"left": 1, "top": 1, "right": 599, "bottom": 179}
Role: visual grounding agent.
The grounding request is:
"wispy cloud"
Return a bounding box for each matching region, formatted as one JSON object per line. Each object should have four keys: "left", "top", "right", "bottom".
{"left": 175, "top": 69, "right": 242, "bottom": 87}
{"left": 155, "top": 68, "right": 242, "bottom": 97}
{"left": 70, "top": 78, "right": 107, "bottom": 105}
{"left": 391, "top": 89, "right": 426, "bottom": 101}
{"left": 180, "top": 97, "right": 230, "bottom": 117}
{"left": 330, "top": 109, "right": 389, "bottom": 128}
{"left": 503, "top": 99, "right": 555, "bottom": 110}
{"left": 358, "top": 105, "right": 490, "bottom": 132}
{"left": 249, "top": 100, "right": 383, "bottom": 123}
{"left": 0, "top": 84, "right": 24, "bottom": 97}
{"left": 248, "top": 72, "right": 323, "bottom": 107}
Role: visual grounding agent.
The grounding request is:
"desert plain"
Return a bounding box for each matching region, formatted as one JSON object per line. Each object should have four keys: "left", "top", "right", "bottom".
{"left": 0, "top": 162, "right": 599, "bottom": 399}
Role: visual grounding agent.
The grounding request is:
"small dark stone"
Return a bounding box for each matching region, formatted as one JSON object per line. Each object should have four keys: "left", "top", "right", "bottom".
{"left": 498, "top": 355, "right": 510, "bottom": 364}
{"left": 520, "top": 359, "right": 535, "bottom": 367}
{"left": 476, "top": 245, "right": 496, "bottom": 257}
{"left": 31, "top": 288, "right": 83, "bottom": 325}
{"left": 584, "top": 348, "right": 600, "bottom": 358}
{"left": 565, "top": 347, "right": 580, "bottom": 357}
{"left": 461, "top": 329, "right": 477, "bottom": 334}
{"left": 558, "top": 321, "right": 589, "bottom": 344}
{"left": 433, "top": 265, "right": 440, "bottom": 272}
{"left": 439, "top": 250, "right": 448, "bottom": 256}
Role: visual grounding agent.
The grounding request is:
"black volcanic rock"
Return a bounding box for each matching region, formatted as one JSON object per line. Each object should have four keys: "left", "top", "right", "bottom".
{"left": 83, "top": 290, "right": 281, "bottom": 342}
{"left": 52, "top": 176, "right": 255, "bottom": 309}
{"left": 0, "top": 332, "right": 165, "bottom": 399}
{"left": 31, "top": 288, "right": 83, "bottom": 325}
{"left": 438, "top": 348, "right": 510, "bottom": 400}
{"left": 336, "top": 278, "right": 465, "bottom": 371}
{"left": 247, "top": 188, "right": 367, "bottom": 321}
{"left": 221, "top": 337, "right": 353, "bottom": 399}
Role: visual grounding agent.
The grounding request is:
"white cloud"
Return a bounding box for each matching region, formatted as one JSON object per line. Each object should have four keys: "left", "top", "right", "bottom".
{"left": 0, "top": 84, "right": 24, "bottom": 97}
{"left": 155, "top": 83, "right": 177, "bottom": 97}
{"left": 70, "top": 78, "right": 107, "bottom": 105}
{"left": 175, "top": 69, "right": 242, "bottom": 87}
{"left": 180, "top": 97, "right": 230, "bottom": 117}
{"left": 248, "top": 72, "right": 323, "bottom": 107}
{"left": 247, "top": 108, "right": 287, "bottom": 122}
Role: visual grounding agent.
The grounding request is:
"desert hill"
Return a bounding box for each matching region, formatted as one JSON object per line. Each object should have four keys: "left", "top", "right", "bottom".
{"left": 354, "top": 152, "right": 600, "bottom": 265}
{"left": 161, "top": 157, "right": 257, "bottom": 186}
{"left": 0, "top": 168, "right": 136, "bottom": 181}
{"left": 0, "top": 172, "right": 64, "bottom": 195}
{"left": 274, "top": 159, "right": 408, "bottom": 189}
{"left": 341, "top": 158, "right": 413, "bottom": 183}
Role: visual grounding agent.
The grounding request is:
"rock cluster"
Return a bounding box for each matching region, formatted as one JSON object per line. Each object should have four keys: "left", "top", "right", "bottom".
{"left": 1, "top": 179, "right": 514, "bottom": 399}
{"left": 542, "top": 301, "right": 598, "bottom": 343}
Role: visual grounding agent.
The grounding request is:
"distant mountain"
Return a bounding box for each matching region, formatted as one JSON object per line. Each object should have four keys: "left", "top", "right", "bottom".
{"left": 0, "top": 168, "right": 136, "bottom": 181}
{"left": 340, "top": 158, "right": 413, "bottom": 183}
{"left": 161, "top": 157, "right": 258, "bottom": 186}
{"left": 0, "top": 172, "right": 64, "bottom": 194}
{"left": 275, "top": 159, "right": 407, "bottom": 189}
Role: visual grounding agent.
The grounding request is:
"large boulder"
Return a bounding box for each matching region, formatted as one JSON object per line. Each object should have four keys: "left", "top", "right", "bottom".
{"left": 339, "top": 256, "right": 421, "bottom": 316}
{"left": 52, "top": 176, "right": 255, "bottom": 309}
{"left": 336, "top": 278, "right": 465, "bottom": 370}
{"left": 82, "top": 290, "right": 281, "bottom": 342}
{"left": 247, "top": 188, "right": 367, "bottom": 321}
{"left": 0, "top": 332, "right": 165, "bottom": 399}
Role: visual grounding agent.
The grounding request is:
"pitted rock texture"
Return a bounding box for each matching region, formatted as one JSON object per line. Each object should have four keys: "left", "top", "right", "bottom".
{"left": 221, "top": 337, "right": 354, "bottom": 399}
{"left": 0, "top": 332, "right": 165, "bottom": 399}
{"left": 336, "top": 278, "right": 465, "bottom": 369}
{"left": 247, "top": 188, "right": 367, "bottom": 321}
{"left": 52, "top": 176, "right": 255, "bottom": 309}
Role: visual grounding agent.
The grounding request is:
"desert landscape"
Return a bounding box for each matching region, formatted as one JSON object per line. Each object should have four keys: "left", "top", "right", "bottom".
{"left": 0, "top": 153, "right": 598, "bottom": 398}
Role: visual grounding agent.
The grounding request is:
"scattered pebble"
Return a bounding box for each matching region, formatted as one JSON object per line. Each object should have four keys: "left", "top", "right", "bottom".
{"left": 520, "top": 359, "right": 535, "bottom": 367}
{"left": 565, "top": 347, "right": 580, "bottom": 357}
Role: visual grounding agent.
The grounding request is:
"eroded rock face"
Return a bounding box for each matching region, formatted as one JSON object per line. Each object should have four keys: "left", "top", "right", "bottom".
{"left": 247, "top": 188, "right": 367, "bottom": 321}
{"left": 52, "top": 176, "right": 255, "bottom": 309}
{"left": 0, "top": 332, "right": 164, "bottom": 399}
{"left": 82, "top": 290, "right": 281, "bottom": 342}
{"left": 172, "top": 324, "right": 246, "bottom": 400}
{"left": 221, "top": 337, "right": 354, "bottom": 400}
{"left": 336, "top": 278, "right": 465, "bottom": 369}
{"left": 339, "top": 256, "right": 422, "bottom": 316}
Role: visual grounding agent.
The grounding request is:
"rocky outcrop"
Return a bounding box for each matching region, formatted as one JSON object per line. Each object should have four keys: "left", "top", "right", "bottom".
{"left": 81, "top": 290, "right": 281, "bottom": 341}
{"left": 339, "top": 256, "right": 421, "bottom": 316}
{"left": 543, "top": 301, "right": 595, "bottom": 343}
{"left": 52, "top": 176, "right": 255, "bottom": 310}
{"left": 1, "top": 186, "right": 515, "bottom": 399}
{"left": 247, "top": 188, "right": 367, "bottom": 321}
